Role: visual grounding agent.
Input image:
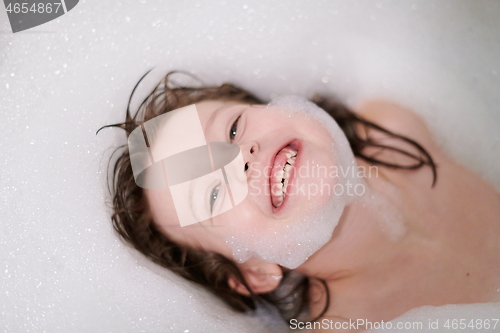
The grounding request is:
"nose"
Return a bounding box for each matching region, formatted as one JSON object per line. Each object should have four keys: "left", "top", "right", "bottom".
{"left": 240, "top": 141, "right": 258, "bottom": 173}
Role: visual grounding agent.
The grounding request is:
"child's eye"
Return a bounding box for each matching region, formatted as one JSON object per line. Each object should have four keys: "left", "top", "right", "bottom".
{"left": 209, "top": 184, "right": 220, "bottom": 214}
{"left": 229, "top": 116, "right": 241, "bottom": 142}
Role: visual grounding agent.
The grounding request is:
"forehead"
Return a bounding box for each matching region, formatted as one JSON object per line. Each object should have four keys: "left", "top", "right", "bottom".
{"left": 147, "top": 99, "right": 239, "bottom": 152}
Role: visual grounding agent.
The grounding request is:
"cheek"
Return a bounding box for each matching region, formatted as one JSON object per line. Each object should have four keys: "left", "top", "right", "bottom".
{"left": 212, "top": 198, "right": 269, "bottom": 231}
{"left": 301, "top": 119, "right": 334, "bottom": 144}
{"left": 252, "top": 108, "right": 299, "bottom": 131}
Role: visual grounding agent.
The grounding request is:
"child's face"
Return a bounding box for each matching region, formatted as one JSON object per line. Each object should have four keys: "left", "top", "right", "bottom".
{"left": 145, "top": 99, "right": 342, "bottom": 267}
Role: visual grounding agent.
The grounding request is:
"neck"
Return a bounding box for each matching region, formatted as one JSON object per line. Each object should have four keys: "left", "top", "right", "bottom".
{"left": 296, "top": 171, "right": 419, "bottom": 278}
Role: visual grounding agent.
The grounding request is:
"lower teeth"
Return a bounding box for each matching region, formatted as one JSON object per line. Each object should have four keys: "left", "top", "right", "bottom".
{"left": 276, "top": 179, "right": 288, "bottom": 207}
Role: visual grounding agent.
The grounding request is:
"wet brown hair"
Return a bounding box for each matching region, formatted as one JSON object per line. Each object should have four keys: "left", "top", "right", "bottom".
{"left": 97, "top": 70, "right": 437, "bottom": 323}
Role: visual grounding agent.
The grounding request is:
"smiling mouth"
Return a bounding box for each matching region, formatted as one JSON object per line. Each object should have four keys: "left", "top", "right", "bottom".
{"left": 270, "top": 144, "right": 298, "bottom": 208}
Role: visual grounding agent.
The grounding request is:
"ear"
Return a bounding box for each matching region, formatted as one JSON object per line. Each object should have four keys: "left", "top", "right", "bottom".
{"left": 228, "top": 258, "right": 283, "bottom": 296}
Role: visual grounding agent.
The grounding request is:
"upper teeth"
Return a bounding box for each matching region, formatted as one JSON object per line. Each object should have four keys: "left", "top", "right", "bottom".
{"left": 274, "top": 150, "right": 297, "bottom": 201}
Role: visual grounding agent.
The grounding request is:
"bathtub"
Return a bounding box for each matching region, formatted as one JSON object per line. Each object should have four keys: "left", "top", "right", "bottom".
{"left": 1, "top": 1, "right": 499, "bottom": 332}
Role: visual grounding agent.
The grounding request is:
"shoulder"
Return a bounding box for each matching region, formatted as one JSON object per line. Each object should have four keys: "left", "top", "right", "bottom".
{"left": 353, "top": 99, "right": 437, "bottom": 152}
{"left": 352, "top": 99, "right": 445, "bottom": 188}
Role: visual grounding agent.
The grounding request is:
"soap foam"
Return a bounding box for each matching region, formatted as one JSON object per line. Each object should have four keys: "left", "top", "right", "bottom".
{"left": 225, "top": 195, "right": 346, "bottom": 269}
{"left": 223, "top": 95, "right": 366, "bottom": 269}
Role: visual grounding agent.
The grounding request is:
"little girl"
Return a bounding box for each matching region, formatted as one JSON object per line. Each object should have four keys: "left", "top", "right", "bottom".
{"left": 99, "top": 71, "right": 500, "bottom": 332}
